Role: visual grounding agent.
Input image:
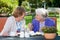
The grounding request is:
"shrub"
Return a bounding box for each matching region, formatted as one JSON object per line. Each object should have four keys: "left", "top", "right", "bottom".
{"left": 0, "top": 0, "right": 13, "bottom": 16}
{"left": 42, "top": 26, "right": 57, "bottom": 33}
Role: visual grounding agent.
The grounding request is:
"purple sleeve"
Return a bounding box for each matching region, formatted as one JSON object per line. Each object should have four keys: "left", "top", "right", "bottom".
{"left": 32, "top": 19, "right": 40, "bottom": 32}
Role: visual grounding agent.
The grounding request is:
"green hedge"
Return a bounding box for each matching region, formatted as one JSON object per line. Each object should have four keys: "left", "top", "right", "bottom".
{"left": 48, "top": 12, "right": 59, "bottom": 18}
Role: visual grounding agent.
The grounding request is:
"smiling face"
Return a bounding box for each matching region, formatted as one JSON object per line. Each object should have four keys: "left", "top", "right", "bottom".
{"left": 35, "top": 8, "right": 48, "bottom": 21}
{"left": 13, "top": 6, "right": 26, "bottom": 22}
{"left": 35, "top": 14, "right": 44, "bottom": 21}
{"left": 16, "top": 12, "right": 25, "bottom": 22}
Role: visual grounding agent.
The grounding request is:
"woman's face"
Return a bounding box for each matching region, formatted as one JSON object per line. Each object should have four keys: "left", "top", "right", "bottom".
{"left": 35, "top": 14, "right": 43, "bottom": 21}
{"left": 17, "top": 13, "right": 25, "bottom": 22}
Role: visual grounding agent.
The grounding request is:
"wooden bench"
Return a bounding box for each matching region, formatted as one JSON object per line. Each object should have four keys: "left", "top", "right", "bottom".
{"left": 0, "top": 17, "right": 7, "bottom": 32}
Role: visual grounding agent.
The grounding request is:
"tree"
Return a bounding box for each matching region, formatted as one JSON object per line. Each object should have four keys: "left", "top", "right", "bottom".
{"left": 18, "top": 0, "right": 25, "bottom": 6}
{"left": 0, "top": 0, "right": 18, "bottom": 16}
{"left": 21, "top": 1, "right": 31, "bottom": 12}
{"left": 45, "top": 0, "right": 60, "bottom": 7}
{"left": 53, "top": 0, "right": 60, "bottom": 7}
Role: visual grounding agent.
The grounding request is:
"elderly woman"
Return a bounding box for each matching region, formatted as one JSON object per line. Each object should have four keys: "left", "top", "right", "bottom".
{"left": 0, "top": 6, "right": 26, "bottom": 36}
{"left": 28, "top": 8, "right": 55, "bottom": 33}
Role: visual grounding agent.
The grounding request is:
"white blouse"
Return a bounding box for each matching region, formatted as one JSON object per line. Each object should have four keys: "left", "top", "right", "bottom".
{"left": 0, "top": 16, "right": 25, "bottom": 36}
{"left": 39, "top": 21, "right": 45, "bottom": 32}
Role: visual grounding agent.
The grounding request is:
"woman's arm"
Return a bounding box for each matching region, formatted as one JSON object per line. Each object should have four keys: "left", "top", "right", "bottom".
{"left": 32, "top": 19, "right": 40, "bottom": 32}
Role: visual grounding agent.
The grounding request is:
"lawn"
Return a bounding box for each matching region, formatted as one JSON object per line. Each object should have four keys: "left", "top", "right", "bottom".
{"left": 57, "top": 18, "right": 60, "bottom": 35}
{"left": 24, "top": 15, "right": 32, "bottom": 28}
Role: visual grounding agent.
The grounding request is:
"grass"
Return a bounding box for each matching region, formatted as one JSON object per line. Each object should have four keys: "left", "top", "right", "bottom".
{"left": 24, "top": 15, "right": 32, "bottom": 28}
{"left": 57, "top": 17, "right": 60, "bottom": 35}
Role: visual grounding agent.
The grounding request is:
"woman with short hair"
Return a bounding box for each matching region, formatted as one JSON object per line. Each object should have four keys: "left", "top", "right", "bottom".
{"left": 28, "top": 8, "right": 55, "bottom": 33}
{"left": 0, "top": 6, "right": 26, "bottom": 36}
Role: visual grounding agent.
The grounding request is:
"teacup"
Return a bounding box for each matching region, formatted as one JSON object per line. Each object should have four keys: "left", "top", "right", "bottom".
{"left": 20, "top": 32, "right": 24, "bottom": 38}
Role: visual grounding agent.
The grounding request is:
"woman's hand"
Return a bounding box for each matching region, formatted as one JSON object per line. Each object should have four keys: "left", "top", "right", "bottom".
{"left": 16, "top": 32, "right": 20, "bottom": 36}
{"left": 28, "top": 23, "right": 33, "bottom": 31}
{"left": 1, "top": 32, "right": 8, "bottom": 36}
